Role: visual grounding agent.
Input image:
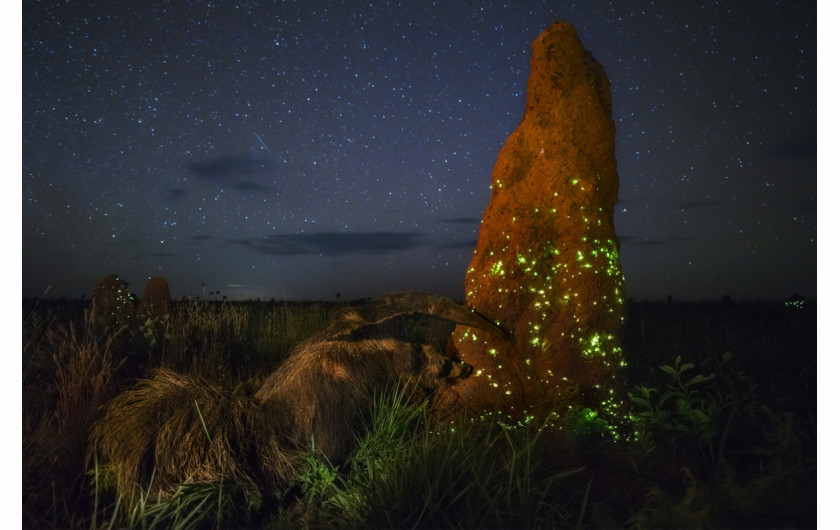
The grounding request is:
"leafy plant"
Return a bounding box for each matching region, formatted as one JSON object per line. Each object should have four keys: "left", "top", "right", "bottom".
{"left": 627, "top": 351, "right": 815, "bottom": 528}
{"left": 629, "top": 353, "right": 743, "bottom": 473}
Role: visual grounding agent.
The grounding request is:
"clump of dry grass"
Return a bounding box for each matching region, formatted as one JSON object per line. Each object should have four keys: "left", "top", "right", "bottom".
{"left": 23, "top": 309, "right": 123, "bottom": 528}
{"left": 88, "top": 368, "right": 303, "bottom": 507}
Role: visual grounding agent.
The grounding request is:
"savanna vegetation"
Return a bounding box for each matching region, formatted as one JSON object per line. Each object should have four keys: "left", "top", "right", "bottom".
{"left": 22, "top": 296, "right": 816, "bottom": 528}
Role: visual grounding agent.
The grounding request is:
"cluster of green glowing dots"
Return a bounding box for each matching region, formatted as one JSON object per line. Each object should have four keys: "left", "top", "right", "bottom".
{"left": 456, "top": 329, "right": 516, "bottom": 397}
{"left": 470, "top": 232, "right": 626, "bottom": 352}
{"left": 105, "top": 282, "right": 135, "bottom": 326}
{"left": 469, "top": 204, "right": 624, "bottom": 306}
{"left": 580, "top": 332, "right": 627, "bottom": 368}
{"left": 460, "top": 179, "right": 635, "bottom": 439}
{"left": 784, "top": 298, "right": 805, "bottom": 310}
{"left": 463, "top": 407, "right": 638, "bottom": 443}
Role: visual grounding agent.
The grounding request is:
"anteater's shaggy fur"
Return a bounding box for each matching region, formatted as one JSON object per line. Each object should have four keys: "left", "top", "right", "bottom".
{"left": 89, "top": 292, "right": 508, "bottom": 505}
{"left": 89, "top": 368, "right": 299, "bottom": 505}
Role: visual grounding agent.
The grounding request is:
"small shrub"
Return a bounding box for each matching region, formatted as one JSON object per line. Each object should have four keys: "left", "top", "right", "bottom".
{"left": 627, "top": 352, "right": 816, "bottom": 528}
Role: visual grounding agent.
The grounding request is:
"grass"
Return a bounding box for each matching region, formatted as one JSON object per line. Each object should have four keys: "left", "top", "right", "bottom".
{"left": 292, "top": 384, "right": 590, "bottom": 529}
{"left": 22, "top": 297, "right": 816, "bottom": 528}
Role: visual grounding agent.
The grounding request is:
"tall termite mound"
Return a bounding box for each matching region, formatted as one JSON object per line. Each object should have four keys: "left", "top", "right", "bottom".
{"left": 90, "top": 274, "right": 135, "bottom": 327}
{"left": 138, "top": 276, "right": 172, "bottom": 318}
{"left": 444, "top": 21, "right": 628, "bottom": 433}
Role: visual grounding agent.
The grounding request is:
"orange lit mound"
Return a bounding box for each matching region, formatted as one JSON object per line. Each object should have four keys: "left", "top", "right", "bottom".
{"left": 139, "top": 275, "right": 172, "bottom": 318}
{"left": 441, "top": 21, "right": 628, "bottom": 434}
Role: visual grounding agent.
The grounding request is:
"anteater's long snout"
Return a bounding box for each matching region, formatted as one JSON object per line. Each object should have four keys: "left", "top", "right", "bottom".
{"left": 433, "top": 297, "right": 512, "bottom": 342}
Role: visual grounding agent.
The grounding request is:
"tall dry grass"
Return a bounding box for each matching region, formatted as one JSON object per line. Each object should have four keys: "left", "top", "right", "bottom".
{"left": 23, "top": 308, "right": 123, "bottom": 528}
{"left": 142, "top": 300, "right": 336, "bottom": 382}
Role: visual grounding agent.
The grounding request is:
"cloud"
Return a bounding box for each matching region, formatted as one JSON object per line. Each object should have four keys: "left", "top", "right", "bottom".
{"left": 437, "top": 238, "right": 478, "bottom": 250}
{"left": 186, "top": 156, "right": 269, "bottom": 179}
{"left": 766, "top": 135, "right": 817, "bottom": 159}
{"left": 231, "top": 181, "right": 277, "bottom": 194}
{"left": 440, "top": 217, "right": 481, "bottom": 225}
{"left": 678, "top": 201, "right": 717, "bottom": 211}
{"left": 629, "top": 237, "right": 692, "bottom": 246}
{"left": 238, "top": 231, "right": 429, "bottom": 256}
{"left": 167, "top": 188, "right": 188, "bottom": 202}
{"left": 618, "top": 234, "right": 692, "bottom": 246}
{"left": 185, "top": 156, "right": 278, "bottom": 195}
{"left": 131, "top": 251, "right": 180, "bottom": 259}
{"left": 792, "top": 199, "right": 816, "bottom": 215}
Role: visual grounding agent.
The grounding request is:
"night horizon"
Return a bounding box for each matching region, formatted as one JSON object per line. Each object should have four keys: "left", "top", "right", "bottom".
{"left": 22, "top": 1, "right": 816, "bottom": 304}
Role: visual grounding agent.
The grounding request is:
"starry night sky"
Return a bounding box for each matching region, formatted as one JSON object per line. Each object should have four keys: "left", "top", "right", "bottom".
{"left": 22, "top": 1, "right": 816, "bottom": 302}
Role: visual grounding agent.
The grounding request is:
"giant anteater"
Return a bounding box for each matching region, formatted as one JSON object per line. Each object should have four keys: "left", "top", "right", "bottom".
{"left": 89, "top": 292, "right": 509, "bottom": 504}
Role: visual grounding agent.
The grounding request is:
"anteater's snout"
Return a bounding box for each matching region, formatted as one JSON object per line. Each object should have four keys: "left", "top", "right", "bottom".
{"left": 439, "top": 358, "right": 473, "bottom": 379}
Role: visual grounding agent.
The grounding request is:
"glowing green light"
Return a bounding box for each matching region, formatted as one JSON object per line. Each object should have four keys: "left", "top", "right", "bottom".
{"left": 490, "top": 260, "right": 505, "bottom": 275}
{"left": 785, "top": 299, "right": 805, "bottom": 310}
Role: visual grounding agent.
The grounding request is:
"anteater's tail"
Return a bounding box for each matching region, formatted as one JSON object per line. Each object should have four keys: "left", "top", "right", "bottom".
{"left": 88, "top": 368, "right": 301, "bottom": 505}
